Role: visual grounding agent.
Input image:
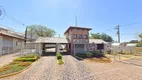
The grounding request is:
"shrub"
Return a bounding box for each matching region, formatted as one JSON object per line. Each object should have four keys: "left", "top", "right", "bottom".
{"left": 56, "top": 52, "right": 62, "bottom": 60}
{"left": 86, "top": 52, "right": 93, "bottom": 58}
{"left": 75, "top": 53, "right": 87, "bottom": 58}
{"left": 9, "top": 61, "right": 21, "bottom": 65}
{"left": 107, "top": 50, "right": 111, "bottom": 54}
{"left": 21, "top": 53, "right": 37, "bottom": 58}
{"left": 14, "top": 57, "right": 37, "bottom": 62}
{"left": 92, "top": 50, "right": 105, "bottom": 58}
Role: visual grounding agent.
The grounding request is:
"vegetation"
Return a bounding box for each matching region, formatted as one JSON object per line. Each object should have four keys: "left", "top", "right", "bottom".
{"left": 86, "top": 52, "right": 93, "bottom": 57}
{"left": 135, "top": 33, "right": 142, "bottom": 47}
{"left": 129, "top": 40, "right": 139, "bottom": 43}
{"left": 107, "top": 50, "right": 112, "bottom": 54}
{"left": 14, "top": 53, "right": 38, "bottom": 62}
{"left": 76, "top": 53, "right": 87, "bottom": 58}
{"left": 20, "top": 54, "right": 38, "bottom": 58}
{"left": 56, "top": 52, "right": 63, "bottom": 64}
{"left": 136, "top": 47, "right": 142, "bottom": 52}
{"left": 56, "top": 52, "right": 62, "bottom": 60}
{"left": 90, "top": 33, "right": 113, "bottom": 42}
{"left": 0, "top": 54, "right": 37, "bottom": 76}
{"left": 76, "top": 50, "right": 105, "bottom": 58}
{"left": 91, "top": 50, "right": 105, "bottom": 58}
{"left": 26, "top": 24, "right": 56, "bottom": 41}
{"left": 85, "top": 57, "right": 111, "bottom": 63}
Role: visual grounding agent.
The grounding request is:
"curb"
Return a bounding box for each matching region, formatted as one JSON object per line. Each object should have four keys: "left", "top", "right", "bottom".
{"left": 73, "top": 55, "right": 84, "bottom": 60}
{"left": 0, "top": 59, "right": 39, "bottom": 79}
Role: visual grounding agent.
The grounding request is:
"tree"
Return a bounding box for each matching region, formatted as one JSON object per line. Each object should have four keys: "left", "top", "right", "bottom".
{"left": 139, "top": 33, "right": 142, "bottom": 39}
{"left": 90, "top": 33, "right": 101, "bottom": 39}
{"left": 101, "top": 33, "right": 113, "bottom": 42}
{"left": 26, "top": 24, "right": 56, "bottom": 41}
{"left": 90, "top": 33, "right": 113, "bottom": 42}
{"left": 129, "top": 40, "right": 139, "bottom": 43}
{"left": 137, "top": 33, "right": 142, "bottom": 47}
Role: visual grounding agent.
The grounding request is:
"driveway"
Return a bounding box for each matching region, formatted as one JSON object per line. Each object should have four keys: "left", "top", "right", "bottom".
{"left": 1, "top": 55, "right": 95, "bottom": 80}
{"left": 2, "top": 55, "right": 142, "bottom": 80}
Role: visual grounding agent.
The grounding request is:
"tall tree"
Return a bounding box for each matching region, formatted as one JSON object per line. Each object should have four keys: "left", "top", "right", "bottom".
{"left": 101, "top": 33, "right": 113, "bottom": 42}
{"left": 137, "top": 33, "right": 142, "bottom": 47}
{"left": 26, "top": 24, "right": 56, "bottom": 41}
{"left": 90, "top": 33, "right": 101, "bottom": 39}
{"left": 139, "top": 33, "right": 142, "bottom": 40}
{"left": 90, "top": 33, "right": 113, "bottom": 42}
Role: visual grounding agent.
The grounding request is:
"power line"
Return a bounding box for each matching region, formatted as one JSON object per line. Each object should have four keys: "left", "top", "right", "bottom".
{"left": 6, "top": 14, "right": 26, "bottom": 26}
{"left": 0, "top": 6, "right": 27, "bottom": 26}
{"left": 120, "top": 22, "right": 142, "bottom": 27}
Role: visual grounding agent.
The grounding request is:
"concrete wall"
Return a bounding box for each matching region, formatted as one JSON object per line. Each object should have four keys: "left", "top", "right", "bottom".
{"left": 25, "top": 43, "right": 36, "bottom": 49}
{"left": 13, "top": 38, "right": 18, "bottom": 52}
{"left": 35, "top": 43, "right": 43, "bottom": 55}
{"left": 0, "top": 35, "right": 3, "bottom": 55}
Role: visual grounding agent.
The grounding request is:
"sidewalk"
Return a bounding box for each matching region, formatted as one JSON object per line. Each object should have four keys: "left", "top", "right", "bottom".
{"left": 0, "top": 52, "right": 22, "bottom": 67}
{"left": 0, "top": 49, "right": 34, "bottom": 67}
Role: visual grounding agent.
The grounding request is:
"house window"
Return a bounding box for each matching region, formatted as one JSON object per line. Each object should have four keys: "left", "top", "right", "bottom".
{"left": 73, "top": 34, "right": 77, "bottom": 39}
{"left": 83, "top": 35, "right": 87, "bottom": 39}
{"left": 78, "top": 34, "right": 83, "bottom": 39}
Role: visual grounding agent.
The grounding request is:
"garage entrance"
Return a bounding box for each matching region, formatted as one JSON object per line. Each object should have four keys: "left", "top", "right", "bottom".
{"left": 42, "top": 43, "right": 70, "bottom": 56}
{"left": 74, "top": 44, "right": 85, "bottom": 54}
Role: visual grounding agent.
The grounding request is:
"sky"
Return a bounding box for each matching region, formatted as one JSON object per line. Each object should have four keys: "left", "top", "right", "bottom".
{"left": 0, "top": 0, "right": 142, "bottom": 42}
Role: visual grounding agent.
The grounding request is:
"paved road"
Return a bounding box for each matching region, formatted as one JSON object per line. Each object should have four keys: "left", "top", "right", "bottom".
{"left": 121, "top": 58, "right": 142, "bottom": 67}
{"left": 1, "top": 55, "right": 95, "bottom": 80}
{"left": 2, "top": 55, "right": 142, "bottom": 80}
{"left": 84, "top": 60, "right": 142, "bottom": 80}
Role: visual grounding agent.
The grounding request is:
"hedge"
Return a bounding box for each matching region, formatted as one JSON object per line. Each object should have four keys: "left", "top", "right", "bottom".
{"left": 13, "top": 56, "right": 37, "bottom": 62}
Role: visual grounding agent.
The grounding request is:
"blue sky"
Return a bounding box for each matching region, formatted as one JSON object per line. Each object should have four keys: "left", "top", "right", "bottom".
{"left": 0, "top": 0, "right": 142, "bottom": 42}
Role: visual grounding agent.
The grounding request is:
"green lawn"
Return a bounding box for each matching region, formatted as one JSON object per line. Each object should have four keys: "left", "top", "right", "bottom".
{"left": 0, "top": 53, "right": 37, "bottom": 76}
{"left": 0, "top": 62, "right": 31, "bottom": 75}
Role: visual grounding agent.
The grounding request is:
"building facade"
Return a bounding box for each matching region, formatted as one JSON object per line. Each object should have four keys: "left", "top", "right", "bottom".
{"left": 64, "top": 26, "right": 107, "bottom": 55}
{"left": 35, "top": 26, "right": 107, "bottom": 55}
{"left": 0, "top": 27, "right": 25, "bottom": 55}
{"left": 64, "top": 26, "right": 91, "bottom": 54}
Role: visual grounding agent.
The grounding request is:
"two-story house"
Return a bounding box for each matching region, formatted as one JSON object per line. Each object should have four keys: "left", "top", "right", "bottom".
{"left": 64, "top": 26, "right": 91, "bottom": 54}
{"left": 35, "top": 26, "right": 107, "bottom": 55}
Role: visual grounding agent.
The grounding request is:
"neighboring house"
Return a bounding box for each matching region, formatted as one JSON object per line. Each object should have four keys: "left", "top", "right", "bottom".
{"left": 0, "top": 27, "right": 25, "bottom": 55}
{"left": 35, "top": 26, "right": 107, "bottom": 55}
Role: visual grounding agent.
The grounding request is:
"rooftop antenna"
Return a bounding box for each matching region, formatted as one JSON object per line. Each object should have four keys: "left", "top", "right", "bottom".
{"left": 75, "top": 15, "right": 77, "bottom": 27}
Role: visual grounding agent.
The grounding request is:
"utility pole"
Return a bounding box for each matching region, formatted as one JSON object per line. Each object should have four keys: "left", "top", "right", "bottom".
{"left": 116, "top": 25, "right": 120, "bottom": 43}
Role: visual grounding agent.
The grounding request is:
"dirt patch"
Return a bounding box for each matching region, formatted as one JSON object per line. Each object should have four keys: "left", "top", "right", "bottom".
{"left": 84, "top": 57, "right": 111, "bottom": 63}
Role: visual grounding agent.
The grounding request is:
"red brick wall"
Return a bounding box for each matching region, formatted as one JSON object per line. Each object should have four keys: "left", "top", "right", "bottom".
{"left": 65, "top": 28, "right": 89, "bottom": 54}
